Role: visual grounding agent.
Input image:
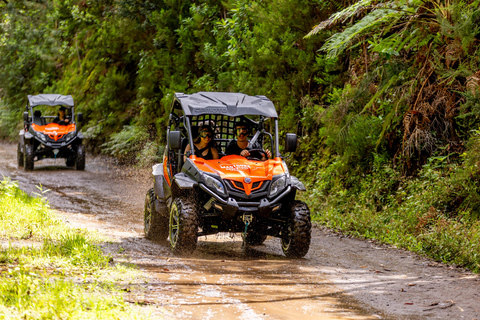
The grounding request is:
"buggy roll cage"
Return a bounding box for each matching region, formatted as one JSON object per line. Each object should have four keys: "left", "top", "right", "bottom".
{"left": 24, "top": 94, "right": 79, "bottom": 124}
{"left": 168, "top": 92, "right": 281, "bottom": 160}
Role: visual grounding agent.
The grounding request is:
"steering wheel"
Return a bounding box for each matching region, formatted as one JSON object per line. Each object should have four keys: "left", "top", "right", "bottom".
{"left": 245, "top": 148, "right": 268, "bottom": 161}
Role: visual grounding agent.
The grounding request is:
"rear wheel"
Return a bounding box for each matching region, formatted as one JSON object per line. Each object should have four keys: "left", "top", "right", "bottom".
{"left": 281, "top": 201, "right": 311, "bottom": 258}
{"left": 24, "top": 143, "right": 34, "bottom": 171}
{"left": 17, "top": 143, "right": 24, "bottom": 167}
{"left": 144, "top": 188, "right": 168, "bottom": 242}
{"left": 169, "top": 197, "right": 198, "bottom": 255}
{"left": 75, "top": 144, "right": 85, "bottom": 170}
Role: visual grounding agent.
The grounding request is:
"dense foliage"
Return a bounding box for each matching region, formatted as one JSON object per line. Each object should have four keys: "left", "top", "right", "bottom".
{"left": 300, "top": 0, "right": 480, "bottom": 271}
{"left": 0, "top": 0, "right": 332, "bottom": 157}
{"left": 2, "top": 0, "right": 480, "bottom": 270}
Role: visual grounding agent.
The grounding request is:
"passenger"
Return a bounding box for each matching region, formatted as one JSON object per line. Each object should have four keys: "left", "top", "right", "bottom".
{"left": 33, "top": 110, "right": 43, "bottom": 125}
{"left": 52, "top": 106, "right": 70, "bottom": 125}
{"left": 226, "top": 121, "right": 271, "bottom": 159}
{"left": 184, "top": 125, "right": 219, "bottom": 160}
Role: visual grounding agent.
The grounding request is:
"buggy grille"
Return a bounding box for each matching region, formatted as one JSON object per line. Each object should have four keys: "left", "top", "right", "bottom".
{"left": 225, "top": 179, "right": 270, "bottom": 200}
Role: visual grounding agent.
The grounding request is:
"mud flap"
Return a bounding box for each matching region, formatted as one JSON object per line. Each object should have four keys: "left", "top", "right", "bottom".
{"left": 258, "top": 198, "right": 271, "bottom": 218}
{"left": 174, "top": 173, "right": 197, "bottom": 189}
{"left": 224, "top": 197, "right": 239, "bottom": 218}
{"left": 153, "top": 163, "right": 165, "bottom": 199}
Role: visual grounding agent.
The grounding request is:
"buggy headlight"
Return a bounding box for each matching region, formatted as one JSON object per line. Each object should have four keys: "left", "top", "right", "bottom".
{"left": 65, "top": 130, "right": 76, "bottom": 141}
{"left": 269, "top": 175, "right": 286, "bottom": 197}
{"left": 34, "top": 130, "right": 47, "bottom": 142}
{"left": 204, "top": 175, "right": 226, "bottom": 196}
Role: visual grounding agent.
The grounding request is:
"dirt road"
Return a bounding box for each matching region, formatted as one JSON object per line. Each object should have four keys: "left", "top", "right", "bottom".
{"left": 1, "top": 142, "right": 479, "bottom": 319}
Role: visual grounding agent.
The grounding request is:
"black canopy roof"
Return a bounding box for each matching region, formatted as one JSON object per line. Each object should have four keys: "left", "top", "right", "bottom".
{"left": 28, "top": 94, "right": 74, "bottom": 107}
{"left": 174, "top": 92, "right": 278, "bottom": 118}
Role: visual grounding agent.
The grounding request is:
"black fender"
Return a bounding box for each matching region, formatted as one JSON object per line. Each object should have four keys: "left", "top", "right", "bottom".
{"left": 152, "top": 163, "right": 165, "bottom": 200}
{"left": 290, "top": 176, "right": 306, "bottom": 191}
{"left": 19, "top": 130, "right": 25, "bottom": 145}
{"left": 24, "top": 131, "right": 33, "bottom": 140}
{"left": 174, "top": 172, "right": 197, "bottom": 189}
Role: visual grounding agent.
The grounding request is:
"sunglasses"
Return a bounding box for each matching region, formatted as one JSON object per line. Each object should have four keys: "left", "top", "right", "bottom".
{"left": 200, "top": 131, "right": 213, "bottom": 138}
{"left": 235, "top": 128, "right": 248, "bottom": 136}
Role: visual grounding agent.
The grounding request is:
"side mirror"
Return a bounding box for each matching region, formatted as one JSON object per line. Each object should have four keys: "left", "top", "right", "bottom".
{"left": 285, "top": 133, "right": 297, "bottom": 152}
{"left": 168, "top": 131, "right": 182, "bottom": 150}
{"left": 77, "top": 113, "right": 83, "bottom": 122}
{"left": 23, "top": 112, "right": 29, "bottom": 122}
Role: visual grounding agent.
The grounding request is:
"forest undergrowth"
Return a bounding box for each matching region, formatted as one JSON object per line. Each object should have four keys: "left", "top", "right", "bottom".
{"left": 297, "top": 130, "right": 480, "bottom": 272}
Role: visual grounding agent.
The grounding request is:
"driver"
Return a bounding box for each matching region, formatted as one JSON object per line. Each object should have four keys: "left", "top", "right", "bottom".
{"left": 52, "top": 106, "right": 70, "bottom": 125}
{"left": 226, "top": 120, "right": 271, "bottom": 159}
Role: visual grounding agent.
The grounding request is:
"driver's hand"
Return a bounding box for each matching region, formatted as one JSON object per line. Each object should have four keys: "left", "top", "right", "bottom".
{"left": 240, "top": 149, "right": 250, "bottom": 157}
{"left": 265, "top": 149, "right": 271, "bottom": 158}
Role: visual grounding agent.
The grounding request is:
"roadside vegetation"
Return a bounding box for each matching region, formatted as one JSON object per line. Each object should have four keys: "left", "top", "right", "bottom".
{"left": 295, "top": 0, "right": 480, "bottom": 272}
{"left": 0, "top": 177, "right": 151, "bottom": 319}
{"left": 1, "top": 0, "right": 480, "bottom": 271}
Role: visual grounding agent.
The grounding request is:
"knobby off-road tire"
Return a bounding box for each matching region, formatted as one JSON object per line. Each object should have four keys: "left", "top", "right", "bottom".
{"left": 281, "top": 200, "right": 311, "bottom": 258}
{"left": 75, "top": 144, "right": 85, "bottom": 170}
{"left": 17, "top": 143, "right": 24, "bottom": 167}
{"left": 245, "top": 231, "right": 267, "bottom": 246}
{"left": 144, "top": 188, "right": 168, "bottom": 242}
{"left": 24, "top": 143, "right": 34, "bottom": 171}
{"left": 169, "top": 196, "right": 198, "bottom": 256}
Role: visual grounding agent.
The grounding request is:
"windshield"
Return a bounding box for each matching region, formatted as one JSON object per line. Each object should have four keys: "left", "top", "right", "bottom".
{"left": 29, "top": 105, "right": 74, "bottom": 125}
{"left": 185, "top": 114, "right": 275, "bottom": 157}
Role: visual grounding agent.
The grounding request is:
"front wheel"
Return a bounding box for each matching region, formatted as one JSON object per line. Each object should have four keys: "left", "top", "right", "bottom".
{"left": 144, "top": 188, "right": 168, "bottom": 242}
{"left": 281, "top": 201, "right": 311, "bottom": 258}
{"left": 17, "top": 143, "right": 24, "bottom": 167}
{"left": 24, "top": 143, "right": 34, "bottom": 171}
{"left": 75, "top": 144, "right": 85, "bottom": 170}
{"left": 169, "top": 197, "right": 198, "bottom": 255}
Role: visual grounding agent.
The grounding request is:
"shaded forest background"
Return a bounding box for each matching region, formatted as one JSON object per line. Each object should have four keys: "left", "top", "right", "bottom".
{"left": 2, "top": 0, "right": 480, "bottom": 271}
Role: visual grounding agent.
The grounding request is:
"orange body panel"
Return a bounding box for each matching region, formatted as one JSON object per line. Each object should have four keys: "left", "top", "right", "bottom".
{"left": 31, "top": 123, "right": 76, "bottom": 142}
{"left": 191, "top": 155, "right": 286, "bottom": 196}
{"left": 163, "top": 156, "right": 171, "bottom": 186}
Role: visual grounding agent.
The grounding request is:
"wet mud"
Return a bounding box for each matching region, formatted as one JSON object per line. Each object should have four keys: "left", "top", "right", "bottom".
{"left": 1, "top": 142, "right": 479, "bottom": 320}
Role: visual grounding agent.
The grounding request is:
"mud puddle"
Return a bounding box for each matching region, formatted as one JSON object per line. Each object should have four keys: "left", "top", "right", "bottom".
{"left": 127, "top": 234, "right": 385, "bottom": 320}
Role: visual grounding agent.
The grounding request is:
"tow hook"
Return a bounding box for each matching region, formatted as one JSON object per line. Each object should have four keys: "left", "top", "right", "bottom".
{"left": 242, "top": 214, "right": 253, "bottom": 247}
{"left": 53, "top": 149, "right": 59, "bottom": 164}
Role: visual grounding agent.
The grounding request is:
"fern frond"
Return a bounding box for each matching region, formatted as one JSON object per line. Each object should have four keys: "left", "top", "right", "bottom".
{"left": 305, "top": 0, "right": 377, "bottom": 38}
{"left": 336, "top": 114, "right": 360, "bottom": 153}
{"left": 321, "top": 8, "right": 403, "bottom": 58}
{"left": 361, "top": 71, "right": 404, "bottom": 114}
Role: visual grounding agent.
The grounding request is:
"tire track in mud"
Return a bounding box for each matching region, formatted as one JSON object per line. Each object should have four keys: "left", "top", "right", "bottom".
{"left": 1, "top": 142, "right": 479, "bottom": 320}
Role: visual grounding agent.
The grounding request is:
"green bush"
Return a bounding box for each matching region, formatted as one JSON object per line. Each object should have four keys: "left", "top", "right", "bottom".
{"left": 101, "top": 125, "right": 149, "bottom": 164}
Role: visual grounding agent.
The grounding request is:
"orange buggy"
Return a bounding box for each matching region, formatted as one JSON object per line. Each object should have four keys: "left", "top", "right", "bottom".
{"left": 144, "top": 92, "right": 311, "bottom": 258}
{"left": 18, "top": 94, "right": 85, "bottom": 171}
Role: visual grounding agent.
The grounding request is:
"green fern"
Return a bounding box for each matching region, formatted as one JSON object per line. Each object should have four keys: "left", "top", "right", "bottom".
{"left": 322, "top": 8, "right": 404, "bottom": 58}
{"left": 305, "top": 0, "right": 377, "bottom": 38}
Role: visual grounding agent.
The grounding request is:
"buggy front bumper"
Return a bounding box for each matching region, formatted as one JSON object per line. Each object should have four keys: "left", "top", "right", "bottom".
{"left": 199, "top": 184, "right": 291, "bottom": 219}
